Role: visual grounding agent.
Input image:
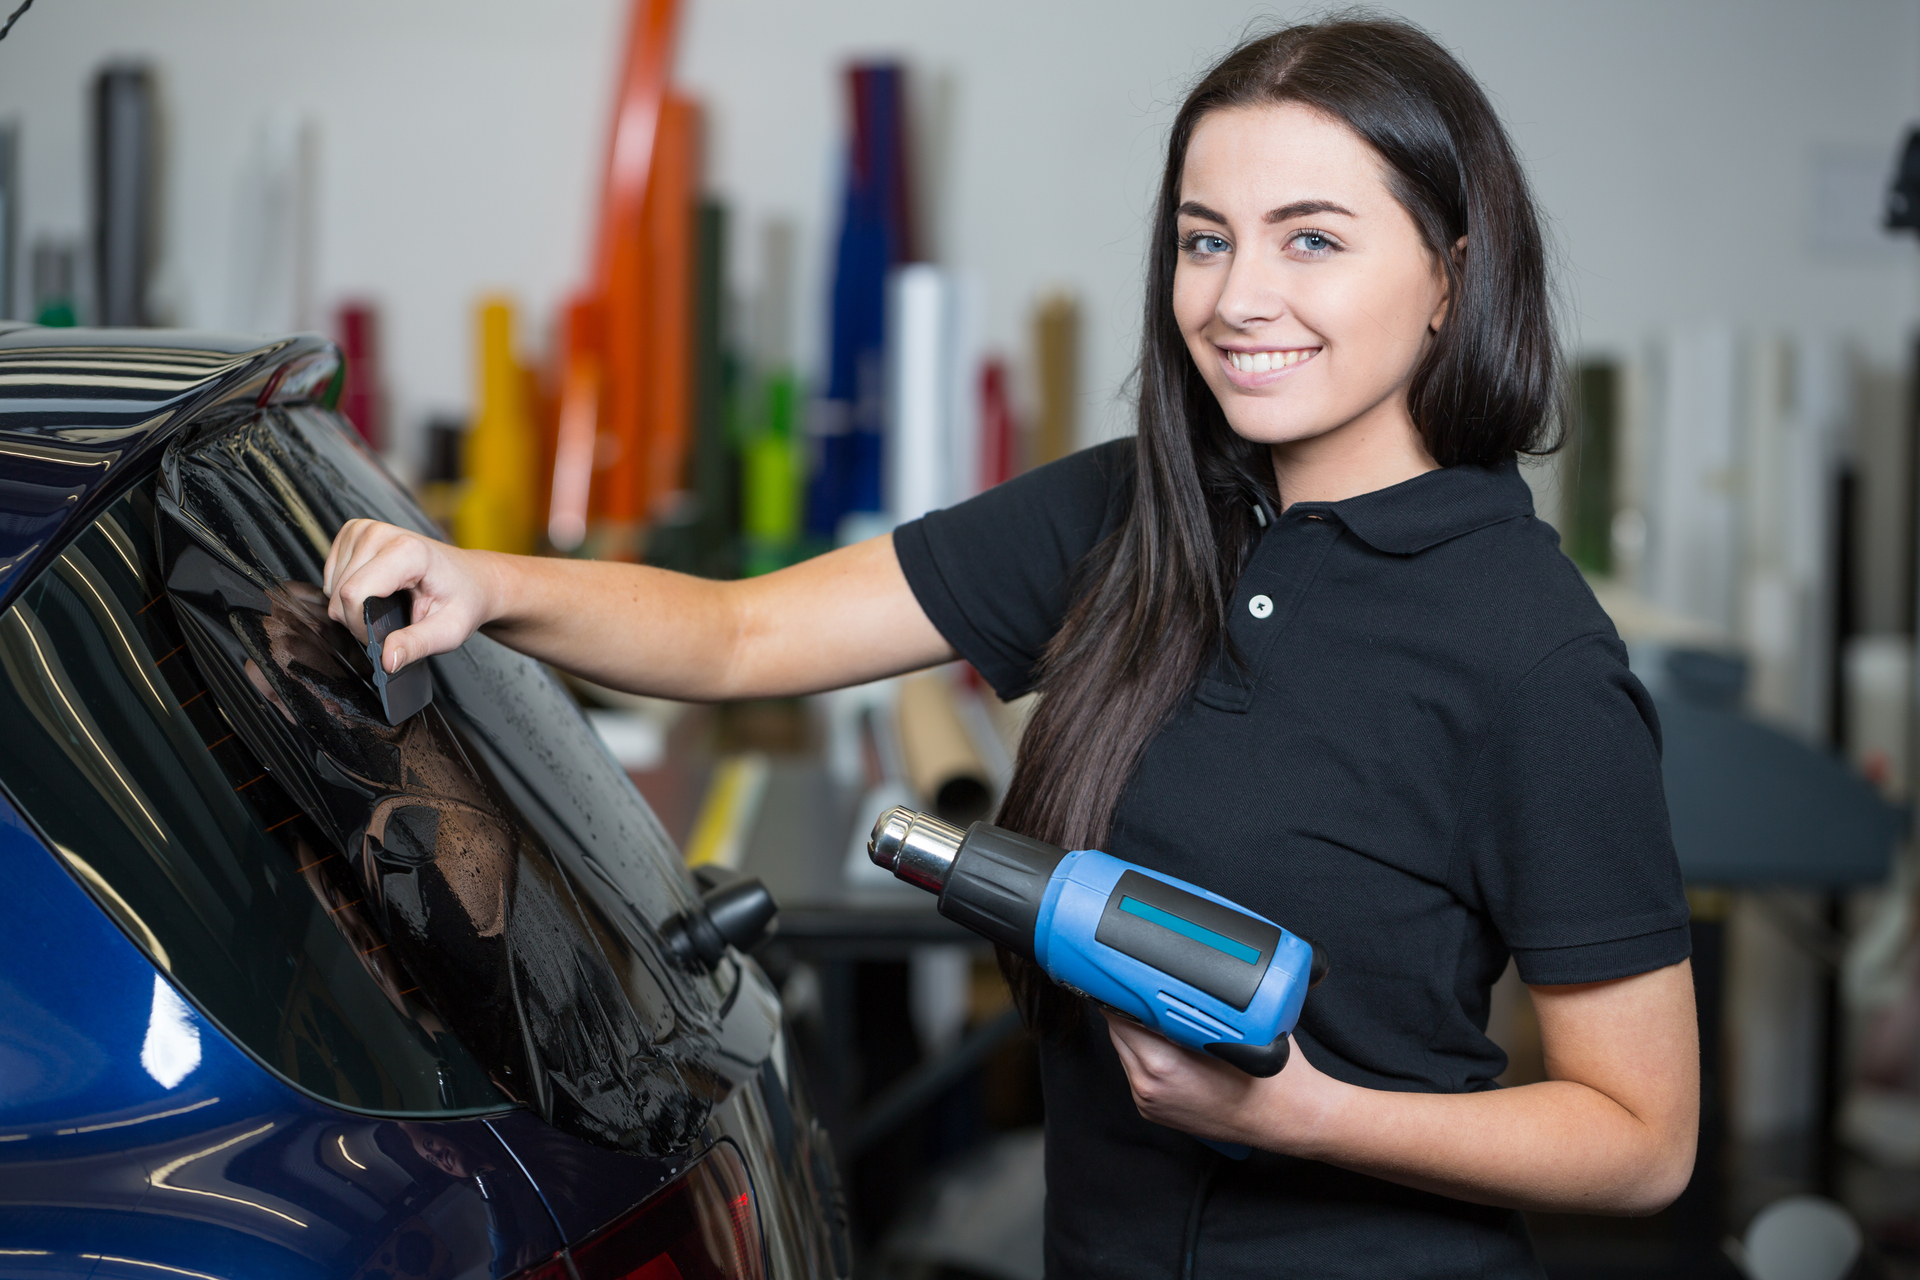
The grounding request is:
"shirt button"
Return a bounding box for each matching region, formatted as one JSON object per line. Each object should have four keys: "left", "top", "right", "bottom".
{"left": 1248, "top": 594, "right": 1274, "bottom": 619}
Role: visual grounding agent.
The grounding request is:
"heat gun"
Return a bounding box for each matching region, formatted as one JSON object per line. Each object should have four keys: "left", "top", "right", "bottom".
{"left": 868, "top": 806, "right": 1326, "bottom": 1155}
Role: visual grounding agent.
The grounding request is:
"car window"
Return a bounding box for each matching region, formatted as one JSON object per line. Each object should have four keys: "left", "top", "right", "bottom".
{"left": 147, "top": 406, "right": 735, "bottom": 1154}
{"left": 0, "top": 479, "right": 504, "bottom": 1113}
{"left": 0, "top": 407, "right": 746, "bottom": 1145}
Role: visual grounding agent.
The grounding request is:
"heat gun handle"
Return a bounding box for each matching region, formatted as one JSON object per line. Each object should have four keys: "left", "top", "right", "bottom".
{"left": 1204, "top": 1032, "right": 1291, "bottom": 1076}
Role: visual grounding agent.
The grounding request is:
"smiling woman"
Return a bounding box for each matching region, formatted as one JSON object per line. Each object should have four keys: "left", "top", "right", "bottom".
{"left": 958, "top": 16, "right": 1694, "bottom": 1277}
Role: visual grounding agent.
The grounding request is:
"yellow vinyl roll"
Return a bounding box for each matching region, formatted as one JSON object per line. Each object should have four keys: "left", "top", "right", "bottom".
{"left": 455, "top": 296, "right": 539, "bottom": 554}
{"left": 1031, "top": 291, "right": 1079, "bottom": 468}
{"left": 896, "top": 673, "right": 994, "bottom": 826}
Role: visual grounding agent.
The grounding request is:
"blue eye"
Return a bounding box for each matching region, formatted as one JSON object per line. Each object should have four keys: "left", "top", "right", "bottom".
{"left": 1290, "top": 230, "right": 1337, "bottom": 255}
{"left": 1183, "top": 233, "right": 1230, "bottom": 257}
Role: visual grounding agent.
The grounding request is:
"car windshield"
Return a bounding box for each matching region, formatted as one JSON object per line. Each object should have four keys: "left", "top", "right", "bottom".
{"left": 0, "top": 406, "right": 731, "bottom": 1142}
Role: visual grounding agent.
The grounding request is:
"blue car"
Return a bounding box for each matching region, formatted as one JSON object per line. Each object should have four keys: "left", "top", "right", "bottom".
{"left": 0, "top": 326, "right": 850, "bottom": 1279}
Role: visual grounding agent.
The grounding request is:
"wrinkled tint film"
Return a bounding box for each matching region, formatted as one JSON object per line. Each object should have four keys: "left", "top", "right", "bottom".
{"left": 0, "top": 482, "right": 502, "bottom": 1112}
{"left": 149, "top": 408, "right": 741, "bottom": 1153}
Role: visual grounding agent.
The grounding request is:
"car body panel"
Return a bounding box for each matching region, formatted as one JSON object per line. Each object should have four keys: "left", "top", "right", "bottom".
{"left": 0, "top": 789, "right": 565, "bottom": 1279}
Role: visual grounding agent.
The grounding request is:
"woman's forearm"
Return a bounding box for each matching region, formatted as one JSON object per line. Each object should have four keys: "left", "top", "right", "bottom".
{"left": 325, "top": 521, "right": 953, "bottom": 700}
{"left": 473, "top": 533, "right": 954, "bottom": 700}
{"left": 1265, "top": 964, "right": 1699, "bottom": 1215}
{"left": 1105, "top": 962, "right": 1699, "bottom": 1217}
{"left": 1283, "top": 1073, "right": 1694, "bottom": 1216}
{"left": 473, "top": 552, "right": 741, "bottom": 697}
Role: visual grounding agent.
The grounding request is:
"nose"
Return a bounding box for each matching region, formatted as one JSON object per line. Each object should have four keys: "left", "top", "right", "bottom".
{"left": 1215, "top": 252, "right": 1287, "bottom": 331}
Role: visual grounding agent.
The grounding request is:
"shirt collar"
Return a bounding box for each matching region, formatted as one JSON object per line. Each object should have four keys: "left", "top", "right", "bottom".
{"left": 1289, "top": 455, "right": 1535, "bottom": 555}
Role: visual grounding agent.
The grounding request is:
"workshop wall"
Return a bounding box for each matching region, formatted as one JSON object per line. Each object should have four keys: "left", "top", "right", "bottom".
{"left": 0, "top": 0, "right": 1913, "bottom": 463}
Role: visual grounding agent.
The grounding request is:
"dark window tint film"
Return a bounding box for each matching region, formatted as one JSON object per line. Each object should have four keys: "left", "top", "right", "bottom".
{"left": 144, "top": 407, "right": 742, "bottom": 1154}
{"left": 0, "top": 482, "right": 504, "bottom": 1112}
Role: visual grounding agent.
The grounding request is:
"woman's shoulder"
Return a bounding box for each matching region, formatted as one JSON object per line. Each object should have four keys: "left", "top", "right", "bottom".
{"left": 1434, "top": 509, "right": 1629, "bottom": 673}
{"left": 894, "top": 438, "right": 1138, "bottom": 701}
{"left": 918, "top": 437, "right": 1135, "bottom": 561}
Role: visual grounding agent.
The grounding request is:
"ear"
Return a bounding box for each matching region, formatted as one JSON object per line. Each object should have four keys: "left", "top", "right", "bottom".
{"left": 1430, "top": 236, "right": 1466, "bottom": 333}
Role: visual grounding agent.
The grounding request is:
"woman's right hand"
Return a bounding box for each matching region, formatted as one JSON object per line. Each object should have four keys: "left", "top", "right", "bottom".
{"left": 323, "top": 519, "right": 495, "bottom": 674}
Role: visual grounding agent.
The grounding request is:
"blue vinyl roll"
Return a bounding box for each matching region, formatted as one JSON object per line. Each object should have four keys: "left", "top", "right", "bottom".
{"left": 811, "top": 63, "right": 914, "bottom": 536}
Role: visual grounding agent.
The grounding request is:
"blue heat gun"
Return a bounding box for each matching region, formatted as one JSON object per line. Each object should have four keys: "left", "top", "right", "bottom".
{"left": 868, "top": 806, "right": 1327, "bottom": 1159}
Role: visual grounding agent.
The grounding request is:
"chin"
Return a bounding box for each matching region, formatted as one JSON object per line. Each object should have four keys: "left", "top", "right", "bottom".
{"left": 1219, "top": 411, "right": 1342, "bottom": 450}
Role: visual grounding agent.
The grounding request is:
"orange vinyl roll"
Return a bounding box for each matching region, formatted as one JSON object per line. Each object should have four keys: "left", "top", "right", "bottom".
{"left": 600, "top": 213, "right": 647, "bottom": 529}
{"left": 641, "top": 94, "right": 699, "bottom": 517}
{"left": 564, "top": 0, "right": 681, "bottom": 540}
{"left": 548, "top": 294, "right": 602, "bottom": 550}
{"left": 528, "top": 357, "right": 557, "bottom": 540}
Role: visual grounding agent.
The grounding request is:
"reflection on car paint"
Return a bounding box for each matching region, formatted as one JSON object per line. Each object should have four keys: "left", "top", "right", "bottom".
{"left": 0, "top": 791, "right": 563, "bottom": 1279}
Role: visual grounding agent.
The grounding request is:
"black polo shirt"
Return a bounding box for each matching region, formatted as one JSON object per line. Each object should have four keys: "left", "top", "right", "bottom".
{"left": 894, "top": 440, "right": 1691, "bottom": 1280}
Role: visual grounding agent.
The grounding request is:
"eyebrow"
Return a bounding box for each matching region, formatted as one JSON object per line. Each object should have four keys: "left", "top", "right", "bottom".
{"left": 1175, "top": 198, "right": 1357, "bottom": 223}
{"left": 1266, "top": 199, "right": 1355, "bottom": 223}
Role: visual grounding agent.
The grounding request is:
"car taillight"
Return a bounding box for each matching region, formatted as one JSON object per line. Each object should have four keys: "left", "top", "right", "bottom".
{"left": 566, "top": 1143, "right": 767, "bottom": 1280}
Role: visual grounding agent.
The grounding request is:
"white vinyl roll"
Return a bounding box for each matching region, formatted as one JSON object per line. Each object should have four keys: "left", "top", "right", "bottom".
{"left": 888, "top": 263, "right": 950, "bottom": 524}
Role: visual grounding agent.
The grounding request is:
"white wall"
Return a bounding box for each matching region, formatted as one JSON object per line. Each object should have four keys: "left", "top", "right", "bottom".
{"left": 0, "top": 0, "right": 630, "bottom": 453}
{"left": 0, "top": 0, "right": 1914, "bottom": 467}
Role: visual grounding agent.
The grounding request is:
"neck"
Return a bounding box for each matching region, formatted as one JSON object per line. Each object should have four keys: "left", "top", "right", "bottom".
{"left": 1269, "top": 398, "right": 1439, "bottom": 509}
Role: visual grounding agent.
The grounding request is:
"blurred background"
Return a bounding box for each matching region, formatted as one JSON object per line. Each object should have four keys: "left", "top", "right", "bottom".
{"left": 3, "top": 1, "right": 1920, "bottom": 1277}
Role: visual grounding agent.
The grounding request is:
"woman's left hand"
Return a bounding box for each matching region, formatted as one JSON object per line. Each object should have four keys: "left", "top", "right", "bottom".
{"left": 1103, "top": 1013, "right": 1343, "bottom": 1154}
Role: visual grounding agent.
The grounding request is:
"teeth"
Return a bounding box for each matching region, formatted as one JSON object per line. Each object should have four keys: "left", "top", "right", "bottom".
{"left": 1227, "top": 348, "right": 1317, "bottom": 373}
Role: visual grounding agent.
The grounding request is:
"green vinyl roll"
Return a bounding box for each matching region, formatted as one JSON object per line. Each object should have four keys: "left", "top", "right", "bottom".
{"left": 743, "top": 371, "right": 802, "bottom": 572}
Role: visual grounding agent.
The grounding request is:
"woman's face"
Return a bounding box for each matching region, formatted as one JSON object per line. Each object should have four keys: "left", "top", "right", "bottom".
{"left": 1174, "top": 102, "right": 1449, "bottom": 452}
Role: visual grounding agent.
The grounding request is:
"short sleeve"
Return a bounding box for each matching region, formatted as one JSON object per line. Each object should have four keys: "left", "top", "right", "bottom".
{"left": 893, "top": 439, "right": 1132, "bottom": 699}
{"left": 1453, "top": 633, "right": 1692, "bottom": 985}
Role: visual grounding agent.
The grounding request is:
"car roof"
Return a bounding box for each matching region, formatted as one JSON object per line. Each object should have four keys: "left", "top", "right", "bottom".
{"left": 0, "top": 325, "right": 342, "bottom": 609}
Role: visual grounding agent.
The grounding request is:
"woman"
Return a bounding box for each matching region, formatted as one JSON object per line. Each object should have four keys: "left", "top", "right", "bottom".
{"left": 326, "top": 17, "right": 1698, "bottom": 1277}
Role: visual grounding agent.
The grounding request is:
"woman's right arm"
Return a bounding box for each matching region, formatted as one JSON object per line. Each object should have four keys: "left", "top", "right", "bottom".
{"left": 322, "top": 519, "right": 956, "bottom": 700}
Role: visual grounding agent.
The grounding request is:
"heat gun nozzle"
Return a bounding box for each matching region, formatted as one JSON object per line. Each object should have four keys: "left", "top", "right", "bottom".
{"left": 868, "top": 806, "right": 966, "bottom": 894}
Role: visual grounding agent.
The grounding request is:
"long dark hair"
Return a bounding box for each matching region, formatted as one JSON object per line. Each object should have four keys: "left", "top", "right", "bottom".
{"left": 994, "top": 16, "right": 1562, "bottom": 1034}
